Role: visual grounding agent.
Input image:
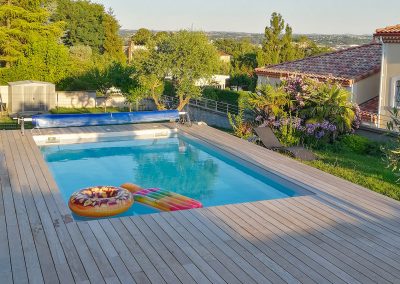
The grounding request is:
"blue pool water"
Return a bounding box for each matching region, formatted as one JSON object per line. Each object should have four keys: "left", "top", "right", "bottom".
{"left": 40, "top": 134, "right": 304, "bottom": 219}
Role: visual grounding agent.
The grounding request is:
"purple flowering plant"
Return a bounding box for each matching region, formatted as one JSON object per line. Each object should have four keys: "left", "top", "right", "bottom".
{"left": 252, "top": 76, "right": 361, "bottom": 147}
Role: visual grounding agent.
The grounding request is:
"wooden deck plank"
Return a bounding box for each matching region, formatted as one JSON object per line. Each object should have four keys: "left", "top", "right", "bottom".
{"left": 0, "top": 134, "right": 13, "bottom": 284}
{"left": 292, "top": 197, "right": 400, "bottom": 271}
{"left": 13, "top": 131, "right": 84, "bottom": 284}
{"left": 98, "top": 219, "right": 154, "bottom": 284}
{"left": 175, "top": 210, "right": 281, "bottom": 284}
{"left": 109, "top": 218, "right": 167, "bottom": 284}
{"left": 8, "top": 131, "right": 58, "bottom": 284}
{"left": 198, "top": 207, "right": 319, "bottom": 284}
{"left": 280, "top": 197, "right": 400, "bottom": 282}
{"left": 139, "top": 214, "right": 210, "bottom": 284}
{"left": 130, "top": 216, "right": 196, "bottom": 284}
{"left": 151, "top": 213, "right": 225, "bottom": 284}
{"left": 262, "top": 199, "right": 391, "bottom": 284}
{"left": 77, "top": 222, "right": 121, "bottom": 283}
{"left": 0, "top": 132, "right": 30, "bottom": 284}
{"left": 120, "top": 217, "right": 181, "bottom": 284}
{"left": 66, "top": 223, "right": 106, "bottom": 284}
{"left": 87, "top": 221, "right": 136, "bottom": 284}
{"left": 245, "top": 202, "right": 362, "bottom": 284}
{"left": 214, "top": 204, "right": 333, "bottom": 284}
{"left": 185, "top": 209, "right": 301, "bottom": 284}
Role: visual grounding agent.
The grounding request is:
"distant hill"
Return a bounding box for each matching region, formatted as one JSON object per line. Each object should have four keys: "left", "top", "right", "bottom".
{"left": 120, "top": 29, "right": 373, "bottom": 50}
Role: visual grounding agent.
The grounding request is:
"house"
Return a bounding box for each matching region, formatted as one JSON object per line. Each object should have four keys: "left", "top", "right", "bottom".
{"left": 255, "top": 24, "right": 400, "bottom": 129}
{"left": 195, "top": 75, "right": 230, "bottom": 89}
{"left": 374, "top": 24, "right": 400, "bottom": 127}
{"left": 126, "top": 39, "right": 148, "bottom": 63}
{"left": 219, "top": 51, "right": 232, "bottom": 63}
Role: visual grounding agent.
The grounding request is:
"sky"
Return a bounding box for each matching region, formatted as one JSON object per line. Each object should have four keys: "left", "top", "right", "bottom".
{"left": 92, "top": 0, "right": 400, "bottom": 35}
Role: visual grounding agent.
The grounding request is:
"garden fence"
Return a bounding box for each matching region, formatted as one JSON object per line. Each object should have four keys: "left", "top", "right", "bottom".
{"left": 162, "top": 95, "right": 240, "bottom": 115}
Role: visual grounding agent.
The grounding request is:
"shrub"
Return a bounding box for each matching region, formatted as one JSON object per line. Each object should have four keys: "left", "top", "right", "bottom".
{"left": 336, "top": 135, "right": 381, "bottom": 155}
{"left": 228, "top": 111, "right": 253, "bottom": 140}
{"left": 250, "top": 77, "right": 360, "bottom": 147}
{"left": 202, "top": 87, "right": 241, "bottom": 105}
{"left": 385, "top": 108, "right": 400, "bottom": 181}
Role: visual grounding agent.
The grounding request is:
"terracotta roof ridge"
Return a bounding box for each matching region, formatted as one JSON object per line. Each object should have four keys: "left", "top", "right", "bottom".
{"left": 374, "top": 24, "right": 400, "bottom": 36}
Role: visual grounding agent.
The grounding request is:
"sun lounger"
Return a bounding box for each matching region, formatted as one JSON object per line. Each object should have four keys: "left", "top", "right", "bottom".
{"left": 254, "top": 127, "right": 316, "bottom": 161}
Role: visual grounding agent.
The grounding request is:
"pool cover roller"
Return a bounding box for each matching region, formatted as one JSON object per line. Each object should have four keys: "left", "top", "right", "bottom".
{"left": 32, "top": 110, "right": 180, "bottom": 128}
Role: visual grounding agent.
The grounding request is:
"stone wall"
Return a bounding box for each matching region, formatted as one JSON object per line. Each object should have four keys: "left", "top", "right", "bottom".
{"left": 56, "top": 91, "right": 96, "bottom": 108}
{"left": 187, "top": 105, "right": 232, "bottom": 129}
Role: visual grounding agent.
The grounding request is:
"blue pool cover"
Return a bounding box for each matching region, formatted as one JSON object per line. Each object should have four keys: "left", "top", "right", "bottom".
{"left": 32, "top": 110, "right": 180, "bottom": 128}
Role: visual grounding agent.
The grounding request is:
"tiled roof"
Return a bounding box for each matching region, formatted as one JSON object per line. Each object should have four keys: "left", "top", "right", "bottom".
{"left": 255, "top": 43, "right": 382, "bottom": 86}
{"left": 374, "top": 24, "right": 400, "bottom": 43}
{"left": 359, "top": 96, "right": 379, "bottom": 114}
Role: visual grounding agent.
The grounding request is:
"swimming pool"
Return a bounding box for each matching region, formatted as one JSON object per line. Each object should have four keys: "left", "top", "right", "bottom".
{"left": 40, "top": 133, "right": 308, "bottom": 220}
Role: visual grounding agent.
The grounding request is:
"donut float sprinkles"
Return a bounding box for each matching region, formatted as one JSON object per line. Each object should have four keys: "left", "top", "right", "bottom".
{"left": 68, "top": 186, "right": 134, "bottom": 218}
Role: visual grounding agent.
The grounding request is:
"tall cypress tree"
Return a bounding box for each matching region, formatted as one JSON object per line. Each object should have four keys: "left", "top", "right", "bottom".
{"left": 102, "top": 9, "right": 125, "bottom": 62}
{"left": 259, "top": 12, "right": 299, "bottom": 66}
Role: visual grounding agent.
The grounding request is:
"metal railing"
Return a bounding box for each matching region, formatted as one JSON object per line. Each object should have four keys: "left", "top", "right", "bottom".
{"left": 360, "top": 111, "right": 379, "bottom": 128}
{"left": 162, "top": 95, "right": 239, "bottom": 115}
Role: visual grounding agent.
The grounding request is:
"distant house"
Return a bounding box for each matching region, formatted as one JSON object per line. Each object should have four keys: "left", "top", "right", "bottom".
{"left": 219, "top": 51, "right": 232, "bottom": 63}
{"left": 255, "top": 24, "right": 400, "bottom": 129}
{"left": 196, "top": 75, "right": 230, "bottom": 89}
{"left": 126, "top": 39, "right": 148, "bottom": 63}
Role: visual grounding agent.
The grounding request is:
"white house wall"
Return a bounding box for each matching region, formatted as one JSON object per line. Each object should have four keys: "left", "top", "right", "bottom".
{"left": 379, "top": 43, "right": 400, "bottom": 126}
{"left": 257, "top": 76, "right": 281, "bottom": 87}
{"left": 352, "top": 73, "right": 380, "bottom": 105}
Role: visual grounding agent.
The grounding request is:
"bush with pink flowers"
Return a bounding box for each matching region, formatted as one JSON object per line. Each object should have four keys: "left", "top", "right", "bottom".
{"left": 249, "top": 76, "right": 361, "bottom": 147}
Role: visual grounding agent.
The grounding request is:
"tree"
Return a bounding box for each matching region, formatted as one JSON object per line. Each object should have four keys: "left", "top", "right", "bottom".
{"left": 0, "top": 0, "right": 63, "bottom": 67}
{"left": 294, "top": 36, "right": 332, "bottom": 57}
{"left": 131, "top": 28, "right": 153, "bottom": 45}
{"left": 214, "top": 38, "right": 259, "bottom": 90}
{"left": 158, "top": 30, "right": 220, "bottom": 110}
{"left": 52, "top": 0, "right": 106, "bottom": 52}
{"left": 258, "top": 13, "right": 330, "bottom": 67}
{"left": 102, "top": 9, "right": 125, "bottom": 62}
{"left": 1, "top": 38, "right": 70, "bottom": 84}
{"left": 131, "top": 39, "right": 169, "bottom": 110}
{"left": 153, "top": 31, "right": 169, "bottom": 44}
{"left": 96, "top": 63, "right": 137, "bottom": 112}
{"left": 259, "top": 12, "right": 298, "bottom": 66}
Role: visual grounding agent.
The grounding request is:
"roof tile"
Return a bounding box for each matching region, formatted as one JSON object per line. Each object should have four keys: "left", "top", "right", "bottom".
{"left": 255, "top": 43, "right": 381, "bottom": 86}
{"left": 374, "top": 24, "right": 400, "bottom": 43}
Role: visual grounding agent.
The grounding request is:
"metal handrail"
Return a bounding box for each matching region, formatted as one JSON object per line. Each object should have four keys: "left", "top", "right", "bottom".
{"left": 162, "top": 95, "right": 239, "bottom": 115}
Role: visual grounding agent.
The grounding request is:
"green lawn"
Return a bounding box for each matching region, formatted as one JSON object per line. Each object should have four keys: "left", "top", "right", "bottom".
{"left": 0, "top": 116, "right": 33, "bottom": 129}
{"left": 304, "top": 143, "right": 400, "bottom": 201}
{"left": 49, "top": 107, "right": 128, "bottom": 114}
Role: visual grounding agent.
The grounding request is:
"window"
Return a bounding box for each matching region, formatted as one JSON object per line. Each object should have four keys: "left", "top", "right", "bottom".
{"left": 396, "top": 80, "right": 400, "bottom": 108}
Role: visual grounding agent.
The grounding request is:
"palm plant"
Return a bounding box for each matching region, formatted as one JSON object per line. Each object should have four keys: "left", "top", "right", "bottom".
{"left": 300, "top": 82, "right": 355, "bottom": 133}
{"left": 249, "top": 84, "right": 291, "bottom": 119}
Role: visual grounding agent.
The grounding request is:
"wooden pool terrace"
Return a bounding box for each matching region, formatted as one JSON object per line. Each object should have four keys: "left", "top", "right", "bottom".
{"left": 1, "top": 123, "right": 400, "bottom": 284}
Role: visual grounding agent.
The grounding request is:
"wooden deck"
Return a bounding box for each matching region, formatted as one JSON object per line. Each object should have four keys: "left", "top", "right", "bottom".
{"left": 2, "top": 123, "right": 400, "bottom": 283}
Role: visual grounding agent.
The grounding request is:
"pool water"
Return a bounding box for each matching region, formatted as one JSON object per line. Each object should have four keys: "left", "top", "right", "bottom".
{"left": 40, "top": 134, "right": 304, "bottom": 220}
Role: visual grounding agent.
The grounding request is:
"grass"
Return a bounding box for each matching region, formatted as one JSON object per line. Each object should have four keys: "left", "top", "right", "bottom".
{"left": 49, "top": 107, "right": 129, "bottom": 114}
{"left": 303, "top": 137, "right": 400, "bottom": 201}
{"left": 0, "top": 115, "right": 33, "bottom": 129}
